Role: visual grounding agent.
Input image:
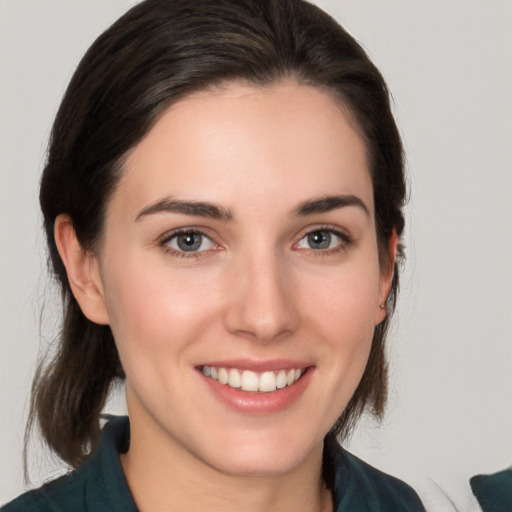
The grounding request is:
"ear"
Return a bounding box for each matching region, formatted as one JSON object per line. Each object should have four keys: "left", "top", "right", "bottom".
{"left": 374, "top": 229, "right": 399, "bottom": 325}
{"left": 54, "top": 214, "right": 110, "bottom": 325}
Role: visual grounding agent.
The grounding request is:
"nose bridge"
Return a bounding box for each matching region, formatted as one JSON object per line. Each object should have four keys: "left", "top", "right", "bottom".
{"left": 225, "top": 244, "right": 298, "bottom": 341}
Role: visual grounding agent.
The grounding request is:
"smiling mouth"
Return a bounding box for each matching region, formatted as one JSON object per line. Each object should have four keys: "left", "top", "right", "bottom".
{"left": 200, "top": 365, "right": 305, "bottom": 393}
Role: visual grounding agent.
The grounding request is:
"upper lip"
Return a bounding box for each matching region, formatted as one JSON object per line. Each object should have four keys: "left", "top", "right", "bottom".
{"left": 197, "top": 359, "right": 312, "bottom": 372}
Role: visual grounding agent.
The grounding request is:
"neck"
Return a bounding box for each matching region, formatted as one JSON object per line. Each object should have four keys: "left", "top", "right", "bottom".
{"left": 120, "top": 412, "right": 333, "bottom": 512}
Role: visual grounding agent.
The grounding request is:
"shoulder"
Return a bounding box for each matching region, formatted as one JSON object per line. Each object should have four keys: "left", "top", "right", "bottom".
{"left": 324, "top": 437, "right": 425, "bottom": 512}
{"left": 2, "top": 416, "right": 136, "bottom": 512}
{"left": 470, "top": 466, "right": 512, "bottom": 512}
{"left": 1, "top": 470, "right": 88, "bottom": 512}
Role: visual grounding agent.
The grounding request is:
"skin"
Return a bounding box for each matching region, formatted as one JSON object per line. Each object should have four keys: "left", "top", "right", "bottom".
{"left": 55, "top": 81, "right": 395, "bottom": 512}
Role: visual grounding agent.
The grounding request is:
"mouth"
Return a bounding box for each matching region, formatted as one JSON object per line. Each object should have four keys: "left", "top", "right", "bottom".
{"left": 200, "top": 365, "right": 306, "bottom": 393}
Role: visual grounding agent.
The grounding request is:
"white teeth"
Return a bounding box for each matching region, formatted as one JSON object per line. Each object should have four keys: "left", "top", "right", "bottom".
{"left": 218, "top": 367, "right": 229, "bottom": 385}
{"left": 276, "top": 370, "right": 287, "bottom": 389}
{"left": 259, "top": 371, "right": 276, "bottom": 392}
{"left": 241, "top": 370, "right": 259, "bottom": 391}
{"left": 201, "top": 365, "right": 305, "bottom": 392}
{"left": 228, "top": 368, "right": 241, "bottom": 388}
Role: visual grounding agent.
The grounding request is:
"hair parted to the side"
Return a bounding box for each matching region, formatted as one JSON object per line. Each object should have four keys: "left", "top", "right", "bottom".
{"left": 27, "top": 0, "right": 406, "bottom": 472}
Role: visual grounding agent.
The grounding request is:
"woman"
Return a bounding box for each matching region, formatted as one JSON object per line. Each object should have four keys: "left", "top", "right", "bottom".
{"left": 3, "top": 0, "right": 425, "bottom": 510}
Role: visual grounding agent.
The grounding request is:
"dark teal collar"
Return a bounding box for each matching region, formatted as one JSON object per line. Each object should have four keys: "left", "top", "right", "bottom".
{"left": 81, "top": 415, "right": 138, "bottom": 511}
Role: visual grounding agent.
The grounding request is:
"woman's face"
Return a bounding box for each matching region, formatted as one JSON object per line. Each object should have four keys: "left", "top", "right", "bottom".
{"left": 93, "top": 81, "right": 391, "bottom": 476}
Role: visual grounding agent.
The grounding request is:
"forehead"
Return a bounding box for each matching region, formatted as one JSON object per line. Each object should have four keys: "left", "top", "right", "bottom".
{"left": 111, "top": 81, "right": 373, "bottom": 219}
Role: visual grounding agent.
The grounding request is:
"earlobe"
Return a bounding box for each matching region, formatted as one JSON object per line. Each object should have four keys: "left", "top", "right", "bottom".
{"left": 54, "top": 214, "right": 110, "bottom": 325}
{"left": 375, "top": 229, "right": 399, "bottom": 325}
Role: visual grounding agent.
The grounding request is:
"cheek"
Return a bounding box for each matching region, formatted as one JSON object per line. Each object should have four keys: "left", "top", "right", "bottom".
{"left": 101, "top": 257, "right": 224, "bottom": 364}
{"left": 300, "top": 262, "right": 380, "bottom": 376}
{"left": 303, "top": 263, "right": 381, "bottom": 328}
{"left": 100, "top": 264, "right": 212, "bottom": 417}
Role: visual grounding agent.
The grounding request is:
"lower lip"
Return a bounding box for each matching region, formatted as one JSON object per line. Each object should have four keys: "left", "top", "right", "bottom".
{"left": 199, "top": 368, "right": 313, "bottom": 415}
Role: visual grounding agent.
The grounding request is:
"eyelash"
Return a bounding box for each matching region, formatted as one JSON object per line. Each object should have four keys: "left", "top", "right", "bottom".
{"left": 294, "top": 225, "right": 352, "bottom": 255}
{"left": 157, "top": 225, "right": 352, "bottom": 259}
{"left": 158, "top": 228, "right": 219, "bottom": 259}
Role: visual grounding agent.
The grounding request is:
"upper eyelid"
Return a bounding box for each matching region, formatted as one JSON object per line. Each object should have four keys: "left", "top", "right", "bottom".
{"left": 158, "top": 227, "right": 215, "bottom": 244}
{"left": 296, "top": 224, "right": 351, "bottom": 241}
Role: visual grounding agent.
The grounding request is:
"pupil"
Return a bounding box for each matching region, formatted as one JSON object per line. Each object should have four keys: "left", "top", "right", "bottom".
{"left": 308, "top": 230, "right": 331, "bottom": 249}
{"left": 177, "top": 233, "right": 202, "bottom": 251}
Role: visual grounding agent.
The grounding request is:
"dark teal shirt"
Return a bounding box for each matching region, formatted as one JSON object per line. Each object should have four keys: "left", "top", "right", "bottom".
{"left": 470, "top": 466, "right": 512, "bottom": 512}
{"left": 2, "top": 416, "right": 425, "bottom": 511}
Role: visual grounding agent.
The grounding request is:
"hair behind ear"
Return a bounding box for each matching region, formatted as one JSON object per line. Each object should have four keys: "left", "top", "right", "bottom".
{"left": 25, "top": 298, "right": 123, "bottom": 473}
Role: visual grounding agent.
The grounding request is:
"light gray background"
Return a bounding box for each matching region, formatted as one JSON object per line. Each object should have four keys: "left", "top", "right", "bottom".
{"left": 1, "top": 1, "right": 511, "bottom": 510}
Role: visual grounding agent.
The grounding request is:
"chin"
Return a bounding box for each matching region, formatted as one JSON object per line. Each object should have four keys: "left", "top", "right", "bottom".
{"left": 190, "top": 425, "right": 326, "bottom": 477}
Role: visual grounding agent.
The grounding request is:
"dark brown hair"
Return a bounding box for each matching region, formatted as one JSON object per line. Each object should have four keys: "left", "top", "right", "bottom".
{"left": 28, "top": 0, "right": 405, "bottom": 470}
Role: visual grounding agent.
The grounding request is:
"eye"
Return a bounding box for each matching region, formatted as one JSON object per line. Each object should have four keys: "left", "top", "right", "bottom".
{"left": 295, "top": 228, "right": 347, "bottom": 251}
{"left": 163, "top": 230, "right": 216, "bottom": 254}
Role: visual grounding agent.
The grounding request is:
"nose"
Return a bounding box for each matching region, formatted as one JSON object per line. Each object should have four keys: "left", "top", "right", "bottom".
{"left": 223, "top": 252, "right": 300, "bottom": 342}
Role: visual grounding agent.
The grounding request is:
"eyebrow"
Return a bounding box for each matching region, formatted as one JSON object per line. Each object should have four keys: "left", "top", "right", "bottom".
{"left": 136, "top": 198, "right": 233, "bottom": 221}
{"left": 136, "top": 194, "right": 369, "bottom": 222}
{"left": 292, "top": 195, "right": 370, "bottom": 217}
